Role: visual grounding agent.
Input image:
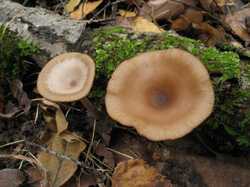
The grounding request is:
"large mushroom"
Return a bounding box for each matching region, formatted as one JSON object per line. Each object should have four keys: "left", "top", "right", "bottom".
{"left": 37, "top": 53, "right": 97, "bottom": 116}
{"left": 105, "top": 48, "right": 214, "bottom": 141}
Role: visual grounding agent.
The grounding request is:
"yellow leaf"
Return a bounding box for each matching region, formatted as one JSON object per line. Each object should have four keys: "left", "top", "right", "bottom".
{"left": 38, "top": 133, "right": 86, "bottom": 187}
{"left": 40, "top": 99, "right": 68, "bottom": 134}
{"left": 55, "top": 108, "right": 68, "bottom": 134}
{"left": 70, "top": 0, "right": 103, "bottom": 20}
{"left": 132, "top": 17, "right": 164, "bottom": 33}
{"left": 119, "top": 10, "right": 137, "bottom": 18}
{"left": 64, "top": 0, "right": 81, "bottom": 13}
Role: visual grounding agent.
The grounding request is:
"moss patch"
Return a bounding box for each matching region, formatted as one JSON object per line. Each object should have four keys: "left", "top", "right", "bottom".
{"left": 90, "top": 26, "right": 249, "bottom": 152}
{"left": 92, "top": 27, "right": 240, "bottom": 81}
{"left": 0, "top": 25, "right": 39, "bottom": 81}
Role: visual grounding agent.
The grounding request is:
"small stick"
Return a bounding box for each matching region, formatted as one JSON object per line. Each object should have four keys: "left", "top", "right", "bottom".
{"left": 85, "top": 119, "right": 96, "bottom": 162}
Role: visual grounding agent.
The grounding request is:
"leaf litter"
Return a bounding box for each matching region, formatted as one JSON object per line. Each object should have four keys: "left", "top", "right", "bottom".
{"left": 1, "top": 0, "right": 250, "bottom": 186}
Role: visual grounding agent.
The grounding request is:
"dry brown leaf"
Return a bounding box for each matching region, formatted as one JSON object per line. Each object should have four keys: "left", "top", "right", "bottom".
{"left": 140, "top": 0, "right": 185, "bottom": 21}
{"left": 62, "top": 174, "right": 97, "bottom": 187}
{"left": 25, "top": 167, "right": 45, "bottom": 187}
{"left": 119, "top": 10, "right": 137, "bottom": 18}
{"left": 225, "top": 8, "right": 250, "bottom": 44}
{"left": 38, "top": 133, "right": 86, "bottom": 187}
{"left": 95, "top": 144, "right": 115, "bottom": 168}
{"left": 11, "top": 79, "right": 31, "bottom": 113}
{"left": 193, "top": 22, "right": 226, "bottom": 46}
{"left": 199, "top": 0, "right": 213, "bottom": 10}
{"left": 40, "top": 99, "right": 68, "bottom": 134}
{"left": 117, "top": 16, "right": 164, "bottom": 33}
{"left": 55, "top": 108, "right": 68, "bottom": 134}
{"left": 171, "top": 9, "right": 203, "bottom": 31}
{"left": 184, "top": 9, "right": 203, "bottom": 24}
{"left": 171, "top": 17, "right": 190, "bottom": 31}
{"left": 0, "top": 169, "right": 25, "bottom": 187}
{"left": 70, "top": 0, "right": 103, "bottom": 20}
{"left": 133, "top": 17, "right": 164, "bottom": 33}
{"left": 64, "top": 0, "right": 81, "bottom": 13}
{"left": 112, "top": 159, "right": 172, "bottom": 187}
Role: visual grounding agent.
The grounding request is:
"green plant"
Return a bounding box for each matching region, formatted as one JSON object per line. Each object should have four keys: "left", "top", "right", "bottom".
{"left": 0, "top": 25, "right": 39, "bottom": 81}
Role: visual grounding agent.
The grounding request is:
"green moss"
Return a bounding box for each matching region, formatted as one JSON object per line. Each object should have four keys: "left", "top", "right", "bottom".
{"left": 90, "top": 26, "right": 249, "bottom": 151}
{"left": 92, "top": 27, "right": 240, "bottom": 82}
{"left": 0, "top": 25, "right": 39, "bottom": 81}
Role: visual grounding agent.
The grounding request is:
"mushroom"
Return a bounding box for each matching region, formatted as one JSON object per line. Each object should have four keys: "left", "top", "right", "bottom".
{"left": 105, "top": 48, "right": 214, "bottom": 141}
{"left": 37, "top": 52, "right": 97, "bottom": 116}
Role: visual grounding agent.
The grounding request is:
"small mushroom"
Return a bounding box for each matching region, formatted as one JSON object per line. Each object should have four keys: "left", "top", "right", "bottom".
{"left": 105, "top": 49, "right": 214, "bottom": 141}
{"left": 37, "top": 53, "right": 97, "bottom": 116}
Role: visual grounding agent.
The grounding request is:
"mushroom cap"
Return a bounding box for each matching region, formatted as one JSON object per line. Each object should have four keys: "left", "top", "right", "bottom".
{"left": 37, "top": 53, "right": 95, "bottom": 102}
{"left": 105, "top": 49, "right": 214, "bottom": 141}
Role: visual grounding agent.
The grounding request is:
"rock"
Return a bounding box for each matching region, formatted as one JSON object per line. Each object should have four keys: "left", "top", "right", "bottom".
{"left": 0, "top": 0, "right": 86, "bottom": 66}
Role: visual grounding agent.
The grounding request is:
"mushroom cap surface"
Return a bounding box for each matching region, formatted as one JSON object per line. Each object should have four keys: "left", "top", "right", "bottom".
{"left": 105, "top": 49, "right": 214, "bottom": 140}
{"left": 37, "top": 53, "right": 95, "bottom": 102}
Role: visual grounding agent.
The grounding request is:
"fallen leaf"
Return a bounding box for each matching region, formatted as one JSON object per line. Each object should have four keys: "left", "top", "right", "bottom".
{"left": 171, "top": 17, "right": 190, "bottom": 31}
{"left": 117, "top": 16, "right": 164, "bottom": 33}
{"left": 119, "top": 10, "right": 137, "bottom": 18}
{"left": 25, "top": 167, "right": 44, "bottom": 187}
{"left": 55, "top": 107, "right": 68, "bottom": 134}
{"left": 184, "top": 9, "right": 203, "bottom": 24}
{"left": 62, "top": 174, "right": 97, "bottom": 187}
{"left": 70, "top": 0, "right": 103, "bottom": 20}
{"left": 225, "top": 8, "right": 250, "bottom": 45}
{"left": 0, "top": 169, "right": 25, "bottom": 187}
{"left": 133, "top": 17, "right": 165, "bottom": 33}
{"left": 65, "top": 0, "right": 81, "bottom": 13}
{"left": 140, "top": 0, "right": 185, "bottom": 21}
{"left": 198, "top": 0, "right": 214, "bottom": 11}
{"left": 11, "top": 79, "right": 31, "bottom": 113}
{"left": 193, "top": 22, "right": 226, "bottom": 46}
{"left": 40, "top": 99, "right": 68, "bottom": 134}
{"left": 95, "top": 144, "right": 115, "bottom": 168}
{"left": 171, "top": 8, "right": 203, "bottom": 31}
{"left": 38, "top": 132, "right": 86, "bottom": 187}
{"left": 112, "top": 159, "right": 172, "bottom": 187}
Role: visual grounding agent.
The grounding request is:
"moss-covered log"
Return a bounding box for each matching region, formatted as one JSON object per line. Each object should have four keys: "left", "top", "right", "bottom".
{"left": 78, "top": 27, "right": 250, "bottom": 152}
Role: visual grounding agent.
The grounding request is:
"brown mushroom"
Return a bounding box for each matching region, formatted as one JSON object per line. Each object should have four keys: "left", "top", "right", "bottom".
{"left": 37, "top": 52, "right": 95, "bottom": 102}
{"left": 105, "top": 48, "right": 214, "bottom": 141}
{"left": 37, "top": 53, "right": 97, "bottom": 117}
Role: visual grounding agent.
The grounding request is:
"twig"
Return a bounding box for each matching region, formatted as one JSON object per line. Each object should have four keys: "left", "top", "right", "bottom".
{"left": 85, "top": 119, "right": 96, "bottom": 162}
{"left": 0, "top": 110, "right": 23, "bottom": 119}
{"left": 0, "top": 139, "right": 25, "bottom": 149}
{"left": 106, "top": 147, "right": 134, "bottom": 159}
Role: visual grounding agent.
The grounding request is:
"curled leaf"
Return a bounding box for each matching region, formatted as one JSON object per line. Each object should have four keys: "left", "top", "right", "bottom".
{"left": 38, "top": 132, "right": 86, "bottom": 187}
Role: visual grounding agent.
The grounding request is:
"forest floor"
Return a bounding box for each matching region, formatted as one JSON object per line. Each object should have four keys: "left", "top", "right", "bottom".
{"left": 0, "top": 0, "right": 250, "bottom": 187}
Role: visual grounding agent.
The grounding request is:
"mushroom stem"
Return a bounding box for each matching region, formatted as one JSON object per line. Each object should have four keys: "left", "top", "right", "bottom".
{"left": 80, "top": 97, "right": 99, "bottom": 119}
